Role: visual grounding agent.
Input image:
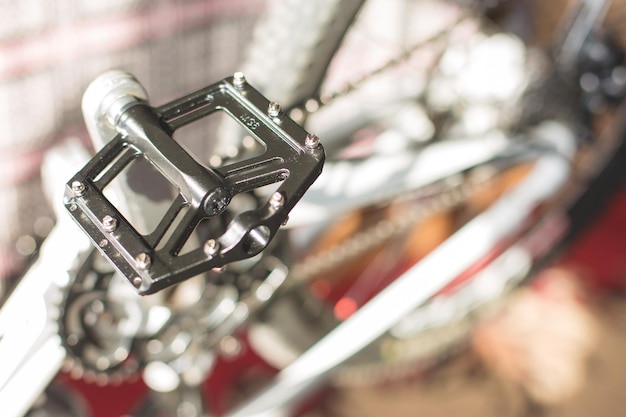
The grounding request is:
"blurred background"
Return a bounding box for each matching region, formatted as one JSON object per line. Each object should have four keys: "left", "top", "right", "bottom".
{"left": 4, "top": 0, "right": 626, "bottom": 416}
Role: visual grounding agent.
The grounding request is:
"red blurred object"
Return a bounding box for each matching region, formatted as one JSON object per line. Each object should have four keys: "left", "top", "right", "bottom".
{"left": 561, "top": 185, "right": 626, "bottom": 292}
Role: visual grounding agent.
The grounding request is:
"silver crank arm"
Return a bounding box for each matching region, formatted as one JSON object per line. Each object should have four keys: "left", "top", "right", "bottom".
{"left": 0, "top": 140, "right": 92, "bottom": 417}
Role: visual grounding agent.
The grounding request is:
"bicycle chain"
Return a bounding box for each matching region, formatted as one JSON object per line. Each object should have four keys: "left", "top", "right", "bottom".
{"left": 290, "top": 169, "right": 493, "bottom": 284}
{"left": 213, "top": 13, "right": 470, "bottom": 164}
{"left": 288, "top": 13, "right": 468, "bottom": 121}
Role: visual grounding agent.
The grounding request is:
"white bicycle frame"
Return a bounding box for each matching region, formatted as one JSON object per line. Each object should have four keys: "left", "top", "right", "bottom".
{"left": 0, "top": 115, "right": 575, "bottom": 417}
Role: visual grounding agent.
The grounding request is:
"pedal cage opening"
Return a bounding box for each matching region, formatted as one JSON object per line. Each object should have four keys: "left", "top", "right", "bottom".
{"left": 65, "top": 75, "right": 324, "bottom": 294}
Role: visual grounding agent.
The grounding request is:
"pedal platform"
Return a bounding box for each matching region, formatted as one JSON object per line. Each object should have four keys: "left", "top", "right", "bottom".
{"left": 65, "top": 74, "right": 324, "bottom": 294}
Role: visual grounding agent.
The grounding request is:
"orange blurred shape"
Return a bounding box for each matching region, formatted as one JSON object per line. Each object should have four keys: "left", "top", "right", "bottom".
{"left": 334, "top": 297, "right": 358, "bottom": 320}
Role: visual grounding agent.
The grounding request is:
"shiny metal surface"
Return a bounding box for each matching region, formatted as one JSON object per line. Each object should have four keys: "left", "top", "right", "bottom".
{"left": 65, "top": 72, "right": 324, "bottom": 294}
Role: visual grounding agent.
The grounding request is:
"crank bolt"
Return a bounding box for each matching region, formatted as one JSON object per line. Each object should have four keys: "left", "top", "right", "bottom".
{"left": 132, "top": 276, "right": 143, "bottom": 288}
{"left": 204, "top": 239, "right": 220, "bottom": 257}
{"left": 204, "top": 187, "right": 231, "bottom": 216}
{"left": 305, "top": 133, "right": 320, "bottom": 150}
{"left": 233, "top": 72, "right": 246, "bottom": 89}
{"left": 135, "top": 253, "right": 151, "bottom": 270}
{"left": 269, "top": 192, "right": 285, "bottom": 210}
{"left": 71, "top": 180, "right": 86, "bottom": 196}
{"left": 268, "top": 101, "right": 281, "bottom": 117}
{"left": 102, "top": 215, "right": 118, "bottom": 232}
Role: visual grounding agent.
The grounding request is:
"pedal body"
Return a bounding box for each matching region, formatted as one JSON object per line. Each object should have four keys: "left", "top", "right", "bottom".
{"left": 65, "top": 72, "right": 324, "bottom": 294}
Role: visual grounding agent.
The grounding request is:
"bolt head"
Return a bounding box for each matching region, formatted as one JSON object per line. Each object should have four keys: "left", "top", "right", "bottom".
{"left": 233, "top": 72, "right": 246, "bottom": 88}
{"left": 268, "top": 101, "right": 281, "bottom": 117}
{"left": 102, "top": 215, "right": 117, "bottom": 232}
{"left": 204, "top": 239, "right": 220, "bottom": 257}
{"left": 135, "top": 253, "right": 151, "bottom": 270}
{"left": 204, "top": 187, "right": 231, "bottom": 216}
{"left": 71, "top": 180, "right": 86, "bottom": 196}
{"left": 132, "top": 276, "right": 143, "bottom": 288}
{"left": 269, "top": 191, "right": 285, "bottom": 210}
{"left": 305, "top": 133, "right": 320, "bottom": 149}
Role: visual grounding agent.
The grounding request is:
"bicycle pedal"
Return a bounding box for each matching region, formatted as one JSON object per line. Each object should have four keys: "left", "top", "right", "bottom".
{"left": 64, "top": 72, "right": 324, "bottom": 294}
